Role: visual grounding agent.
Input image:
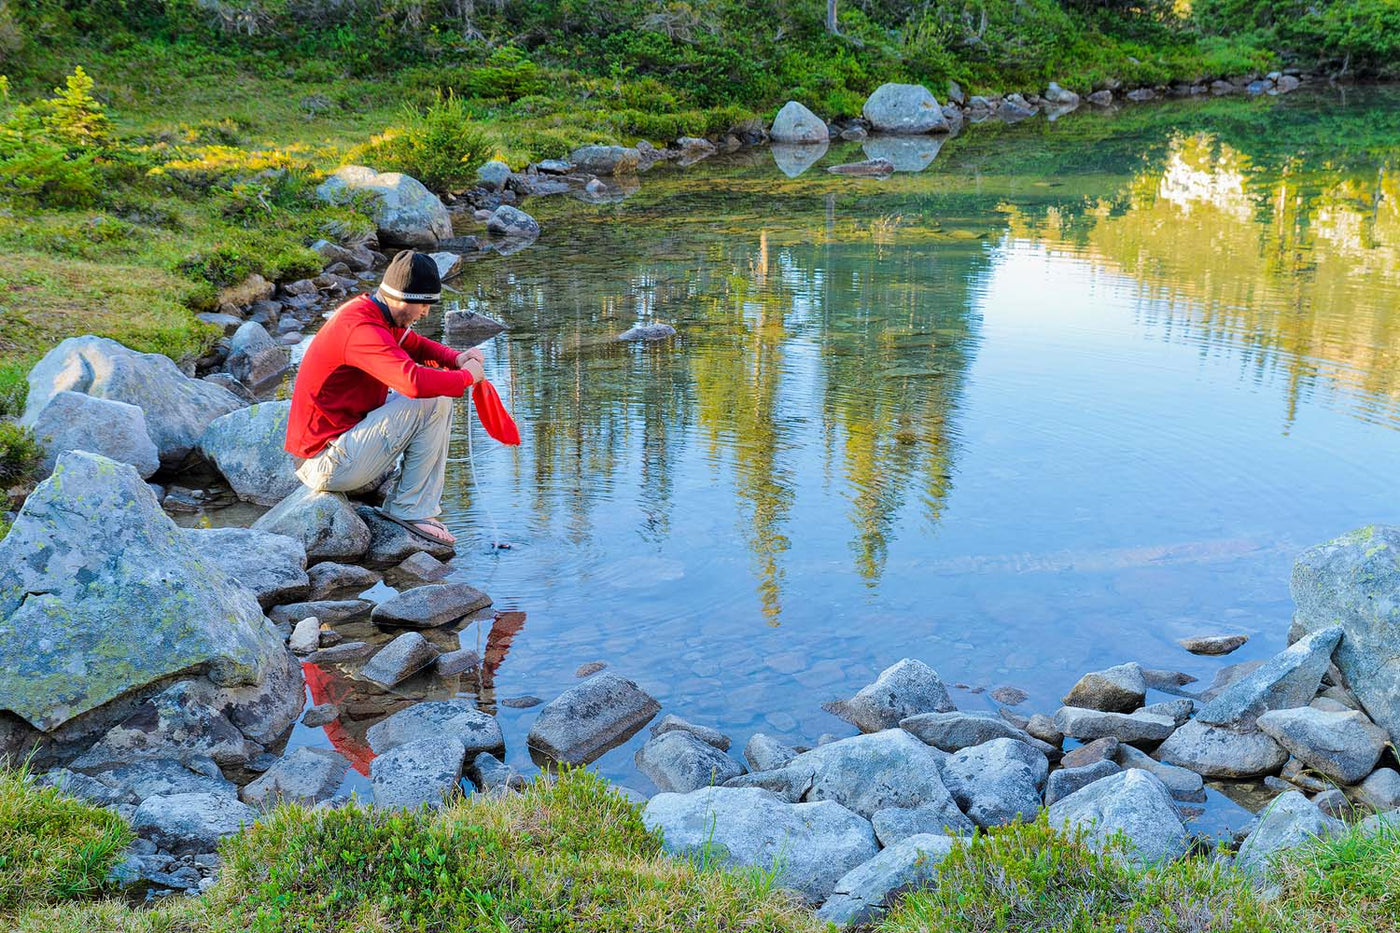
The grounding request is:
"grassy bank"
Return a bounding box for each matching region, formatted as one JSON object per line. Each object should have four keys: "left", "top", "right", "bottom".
{"left": 3, "top": 763, "right": 1399, "bottom": 932}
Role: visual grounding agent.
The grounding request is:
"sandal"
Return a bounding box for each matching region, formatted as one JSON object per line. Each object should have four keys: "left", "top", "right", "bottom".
{"left": 375, "top": 509, "right": 457, "bottom": 547}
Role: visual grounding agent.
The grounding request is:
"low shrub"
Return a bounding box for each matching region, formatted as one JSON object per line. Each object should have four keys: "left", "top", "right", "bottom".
{"left": 0, "top": 419, "right": 41, "bottom": 487}
{"left": 349, "top": 92, "right": 496, "bottom": 191}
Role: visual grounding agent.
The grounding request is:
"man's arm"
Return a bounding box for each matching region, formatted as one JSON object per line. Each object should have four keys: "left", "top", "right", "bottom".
{"left": 345, "top": 321, "right": 473, "bottom": 398}
{"left": 401, "top": 329, "right": 463, "bottom": 369}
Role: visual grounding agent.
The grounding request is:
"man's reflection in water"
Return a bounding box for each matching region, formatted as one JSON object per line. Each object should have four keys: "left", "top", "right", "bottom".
{"left": 301, "top": 610, "right": 529, "bottom": 773}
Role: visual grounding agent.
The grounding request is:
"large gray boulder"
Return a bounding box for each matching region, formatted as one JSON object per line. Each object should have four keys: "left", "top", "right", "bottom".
{"left": 1062, "top": 662, "right": 1146, "bottom": 712}
{"left": 1046, "top": 770, "right": 1187, "bottom": 865}
{"left": 370, "top": 737, "right": 466, "bottom": 808}
{"left": 22, "top": 336, "right": 243, "bottom": 465}
{"left": 485, "top": 206, "right": 539, "bottom": 239}
{"left": 1292, "top": 526, "right": 1400, "bottom": 745}
{"left": 636, "top": 730, "right": 745, "bottom": 793}
{"left": 132, "top": 792, "right": 257, "bottom": 855}
{"left": 527, "top": 673, "right": 660, "bottom": 765}
{"left": 769, "top": 101, "right": 829, "bottom": 144}
{"left": 824, "top": 658, "right": 955, "bottom": 733}
{"left": 569, "top": 145, "right": 642, "bottom": 175}
{"left": 27, "top": 390, "right": 159, "bottom": 479}
{"left": 316, "top": 166, "right": 452, "bottom": 248}
{"left": 940, "top": 738, "right": 1048, "bottom": 828}
{"left": 198, "top": 401, "right": 300, "bottom": 506}
{"left": 366, "top": 699, "right": 503, "bottom": 756}
{"left": 642, "top": 786, "right": 878, "bottom": 904}
{"left": 370, "top": 583, "right": 492, "bottom": 628}
{"left": 817, "top": 833, "right": 955, "bottom": 927}
{"left": 862, "top": 83, "right": 948, "bottom": 134}
{"left": 181, "top": 527, "right": 309, "bottom": 608}
{"left": 225, "top": 321, "right": 289, "bottom": 390}
{"left": 1154, "top": 719, "right": 1287, "bottom": 779}
{"left": 240, "top": 746, "right": 350, "bottom": 806}
{"left": 1235, "top": 791, "right": 1343, "bottom": 878}
{"left": 788, "top": 729, "right": 964, "bottom": 822}
{"left": 1196, "top": 626, "right": 1343, "bottom": 728}
{"left": 0, "top": 452, "right": 297, "bottom": 749}
{"left": 253, "top": 487, "right": 371, "bottom": 563}
{"left": 84, "top": 758, "right": 237, "bottom": 802}
{"left": 1256, "top": 707, "right": 1388, "bottom": 785}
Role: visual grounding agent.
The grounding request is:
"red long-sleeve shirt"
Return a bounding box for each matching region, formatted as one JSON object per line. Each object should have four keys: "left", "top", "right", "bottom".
{"left": 285, "top": 293, "right": 472, "bottom": 458}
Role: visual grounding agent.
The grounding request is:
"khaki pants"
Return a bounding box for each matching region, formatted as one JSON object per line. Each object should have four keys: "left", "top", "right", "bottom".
{"left": 296, "top": 392, "right": 454, "bottom": 522}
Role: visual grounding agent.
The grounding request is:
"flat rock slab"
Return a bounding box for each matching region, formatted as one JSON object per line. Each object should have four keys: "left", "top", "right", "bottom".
{"left": 253, "top": 488, "right": 371, "bottom": 564}
{"left": 1053, "top": 707, "right": 1176, "bottom": 745}
{"left": 1046, "top": 770, "right": 1187, "bottom": 866}
{"left": 643, "top": 786, "right": 878, "bottom": 904}
{"left": 1179, "top": 634, "right": 1249, "bottom": 656}
{"left": 355, "top": 505, "right": 457, "bottom": 568}
{"left": 366, "top": 699, "right": 503, "bottom": 756}
{"left": 183, "top": 527, "right": 309, "bottom": 608}
{"left": 824, "top": 658, "right": 955, "bottom": 733}
{"left": 132, "top": 792, "right": 257, "bottom": 855}
{"left": 270, "top": 599, "right": 372, "bottom": 626}
{"left": 240, "top": 746, "right": 350, "bottom": 806}
{"left": 1154, "top": 719, "right": 1287, "bottom": 779}
{"left": 370, "top": 737, "right": 467, "bottom": 809}
{"left": 370, "top": 583, "right": 491, "bottom": 628}
{"left": 360, "top": 632, "right": 440, "bottom": 687}
{"left": 900, "top": 710, "right": 1034, "bottom": 751}
{"left": 1195, "top": 626, "right": 1342, "bottom": 729}
{"left": 636, "top": 730, "right": 744, "bottom": 793}
{"left": 1256, "top": 707, "right": 1388, "bottom": 785}
{"left": 527, "top": 673, "right": 660, "bottom": 765}
{"left": 817, "top": 833, "right": 954, "bottom": 927}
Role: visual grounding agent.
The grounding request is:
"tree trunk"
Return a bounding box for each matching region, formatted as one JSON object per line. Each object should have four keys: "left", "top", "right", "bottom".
{"left": 826, "top": 0, "right": 838, "bottom": 34}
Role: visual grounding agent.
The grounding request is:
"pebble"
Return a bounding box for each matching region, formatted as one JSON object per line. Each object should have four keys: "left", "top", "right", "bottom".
{"left": 576, "top": 661, "right": 608, "bottom": 678}
{"left": 1178, "top": 634, "right": 1249, "bottom": 656}
{"left": 500, "top": 695, "right": 543, "bottom": 709}
{"left": 990, "top": 686, "right": 1028, "bottom": 706}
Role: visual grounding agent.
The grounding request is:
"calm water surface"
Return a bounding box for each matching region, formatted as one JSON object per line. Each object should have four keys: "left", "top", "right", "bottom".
{"left": 292, "top": 88, "right": 1400, "bottom": 832}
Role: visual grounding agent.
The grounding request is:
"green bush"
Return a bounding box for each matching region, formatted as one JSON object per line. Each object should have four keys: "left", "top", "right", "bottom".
{"left": 0, "top": 763, "right": 132, "bottom": 908}
{"left": 878, "top": 814, "right": 1270, "bottom": 932}
{"left": 0, "top": 67, "right": 113, "bottom": 207}
{"left": 0, "top": 419, "right": 39, "bottom": 487}
{"left": 349, "top": 91, "right": 495, "bottom": 191}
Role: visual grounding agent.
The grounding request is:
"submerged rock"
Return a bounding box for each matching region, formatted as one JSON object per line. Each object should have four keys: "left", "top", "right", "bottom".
{"left": 827, "top": 159, "right": 894, "bottom": 177}
{"left": 643, "top": 786, "right": 878, "bottom": 904}
{"left": 527, "top": 673, "right": 660, "bottom": 765}
{"left": 0, "top": 452, "right": 296, "bottom": 755}
{"left": 27, "top": 390, "right": 159, "bottom": 480}
{"left": 824, "top": 658, "right": 956, "bottom": 733}
{"left": 22, "top": 336, "right": 242, "bottom": 465}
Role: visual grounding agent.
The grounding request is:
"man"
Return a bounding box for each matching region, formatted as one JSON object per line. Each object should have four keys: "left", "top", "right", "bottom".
{"left": 285, "top": 249, "right": 483, "bottom": 546}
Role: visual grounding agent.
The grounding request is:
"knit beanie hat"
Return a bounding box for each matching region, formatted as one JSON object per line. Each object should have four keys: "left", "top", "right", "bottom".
{"left": 379, "top": 250, "right": 442, "bottom": 303}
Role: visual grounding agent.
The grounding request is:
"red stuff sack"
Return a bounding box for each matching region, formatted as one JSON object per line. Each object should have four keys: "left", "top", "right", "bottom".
{"left": 472, "top": 378, "right": 520, "bottom": 445}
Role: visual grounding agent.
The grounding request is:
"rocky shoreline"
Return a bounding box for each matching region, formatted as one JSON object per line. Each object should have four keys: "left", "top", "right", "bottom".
{"left": 2, "top": 74, "right": 1398, "bottom": 919}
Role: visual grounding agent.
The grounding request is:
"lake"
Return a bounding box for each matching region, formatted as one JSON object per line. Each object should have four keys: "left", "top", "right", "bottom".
{"left": 291, "top": 86, "right": 1400, "bottom": 833}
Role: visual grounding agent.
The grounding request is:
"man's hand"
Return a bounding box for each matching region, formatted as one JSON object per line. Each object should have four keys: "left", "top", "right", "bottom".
{"left": 462, "top": 357, "right": 485, "bottom": 384}
{"left": 455, "top": 348, "right": 484, "bottom": 369}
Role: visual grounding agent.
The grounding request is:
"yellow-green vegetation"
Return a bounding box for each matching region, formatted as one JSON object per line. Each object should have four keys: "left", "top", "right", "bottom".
{"left": 5, "top": 762, "right": 1400, "bottom": 932}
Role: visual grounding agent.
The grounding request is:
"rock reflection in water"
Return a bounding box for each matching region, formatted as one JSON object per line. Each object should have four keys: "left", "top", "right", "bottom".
{"left": 770, "top": 140, "right": 829, "bottom": 177}
{"left": 862, "top": 135, "right": 946, "bottom": 172}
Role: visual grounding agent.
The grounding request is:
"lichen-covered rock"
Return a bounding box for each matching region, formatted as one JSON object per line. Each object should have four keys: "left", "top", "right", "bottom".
{"left": 824, "top": 658, "right": 955, "bottom": 733}
{"left": 198, "top": 401, "right": 300, "bottom": 506}
{"left": 27, "top": 390, "right": 159, "bottom": 480}
{"left": 316, "top": 166, "right": 452, "bottom": 248}
{"left": 1046, "top": 770, "right": 1187, "bottom": 865}
{"left": 132, "top": 792, "right": 256, "bottom": 855}
{"left": 485, "top": 206, "right": 539, "bottom": 239}
{"left": 570, "top": 145, "right": 643, "bottom": 175}
{"left": 861, "top": 83, "right": 948, "bottom": 134}
{"left": 527, "top": 673, "right": 660, "bottom": 765}
{"left": 71, "top": 680, "right": 261, "bottom": 771}
{"left": 643, "top": 787, "right": 878, "bottom": 904}
{"left": 941, "top": 738, "right": 1048, "bottom": 828}
{"left": 359, "top": 632, "right": 440, "bottom": 687}
{"left": 22, "top": 336, "right": 243, "bottom": 465}
{"left": 253, "top": 488, "right": 371, "bottom": 563}
{"left": 769, "top": 101, "right": 829, "bottom": 144}
{"left": 0, "top": 452, "right": 295, "bottom": 744}
{"left": 1292, "top": 526, "right": 1400, "bottom": 746}
{"left": 182, "top": 527, "right": 309, "bottom": 608}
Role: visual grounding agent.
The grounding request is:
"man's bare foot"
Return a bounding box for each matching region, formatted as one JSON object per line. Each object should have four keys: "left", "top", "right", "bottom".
{"left": 411, "top": 518, "right": 456, "bottom": 546}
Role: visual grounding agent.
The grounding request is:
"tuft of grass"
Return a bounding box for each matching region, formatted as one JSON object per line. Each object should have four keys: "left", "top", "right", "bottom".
{"left": 0, "top": 763, "right": 132, "bottom": 911}
{"left": 1271, "top": 816, "right": 1400, "bottom": 933}
{"left": 877, "top": 813, "right": 1271, "bottom": 933}
{"left": 0, "top": 419, "right": 41, "bottom": 487}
